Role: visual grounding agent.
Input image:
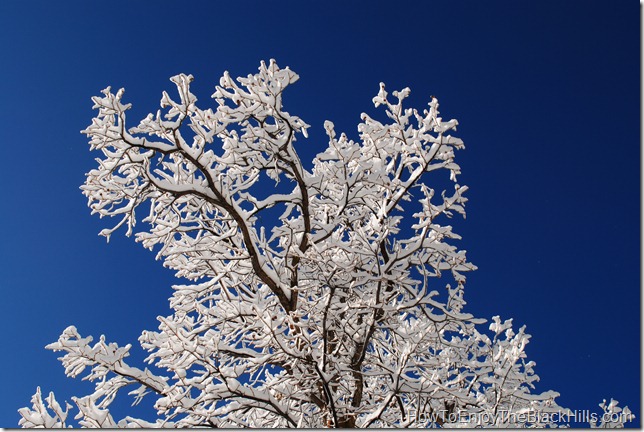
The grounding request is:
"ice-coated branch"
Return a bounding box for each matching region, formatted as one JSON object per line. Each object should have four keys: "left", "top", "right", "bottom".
{"left": 18, "top": 388, "right": 71, "bottom": 428}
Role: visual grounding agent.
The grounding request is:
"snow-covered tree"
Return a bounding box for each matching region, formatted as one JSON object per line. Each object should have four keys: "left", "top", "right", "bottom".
{"left": 19, "top": 61, "right": 633, "bottom": 428}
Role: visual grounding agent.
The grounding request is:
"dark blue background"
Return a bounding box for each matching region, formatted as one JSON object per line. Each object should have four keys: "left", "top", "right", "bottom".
{"left": 0, "top": 0, "right": 639, "bottom": 427}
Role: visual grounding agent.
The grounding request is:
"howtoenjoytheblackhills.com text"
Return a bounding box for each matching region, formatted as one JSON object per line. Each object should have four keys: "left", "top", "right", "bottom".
{"left": 410, "top": 409, "right": 634, "bottom": 426}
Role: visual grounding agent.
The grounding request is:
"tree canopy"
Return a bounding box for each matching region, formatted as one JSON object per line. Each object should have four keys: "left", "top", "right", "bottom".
{"left": 19, "top": 61, "right": 633, "bottom": 428}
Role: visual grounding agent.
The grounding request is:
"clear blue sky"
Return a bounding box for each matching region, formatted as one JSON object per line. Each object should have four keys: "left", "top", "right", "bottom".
{"left": 0, "top": 0, "right": 639, "bottom": 427}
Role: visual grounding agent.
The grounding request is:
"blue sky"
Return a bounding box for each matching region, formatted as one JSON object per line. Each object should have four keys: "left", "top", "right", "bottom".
{"left": 0, "top": 0, "right": 639, "bottom": 427}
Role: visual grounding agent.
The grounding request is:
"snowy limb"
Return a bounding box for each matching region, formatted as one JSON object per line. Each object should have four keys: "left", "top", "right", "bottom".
{"left": 18, "top": 388, "right": 72, "bottom": 428}
{"left": 590, "top": 399, "right": 635, "bottom": 428}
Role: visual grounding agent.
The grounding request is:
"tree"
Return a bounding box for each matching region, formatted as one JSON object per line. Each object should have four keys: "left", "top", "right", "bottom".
{"left": 19, "top": 60, "right": 633, "bottom": 428}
